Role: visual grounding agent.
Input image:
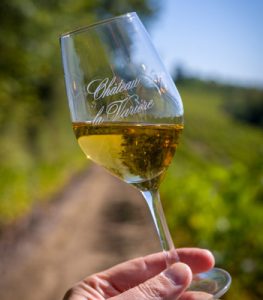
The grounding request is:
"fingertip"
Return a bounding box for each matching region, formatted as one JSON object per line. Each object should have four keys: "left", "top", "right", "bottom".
{"left": 163, "top": 262, "right": 192, "bottom": 288}
{"left": 203, "top": 249, "right": 215, "bottom": 269}
{"left": 177, "top": 248, "right": 216, "bottom": 273}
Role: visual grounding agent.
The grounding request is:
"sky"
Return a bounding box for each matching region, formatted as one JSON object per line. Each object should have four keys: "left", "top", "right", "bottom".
{"left": 149, "top": 0, "right": 263, "bottom": 87}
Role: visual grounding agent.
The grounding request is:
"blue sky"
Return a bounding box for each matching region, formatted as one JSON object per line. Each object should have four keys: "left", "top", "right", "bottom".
{"left": 149, "top": 0, "right": 263, "bottom": 87}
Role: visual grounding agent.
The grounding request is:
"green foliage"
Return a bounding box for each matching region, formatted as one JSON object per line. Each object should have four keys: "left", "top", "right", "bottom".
{"left": 161, "top": 83, "right": 263, "bottom": 300}
{"left": 223, "top": 87, "right": 263, "bottom": 127}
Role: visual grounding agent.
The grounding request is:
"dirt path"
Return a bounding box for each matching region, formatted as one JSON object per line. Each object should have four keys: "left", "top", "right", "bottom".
{"left": 0, "top": 165, "right": 160, "bottom": 300}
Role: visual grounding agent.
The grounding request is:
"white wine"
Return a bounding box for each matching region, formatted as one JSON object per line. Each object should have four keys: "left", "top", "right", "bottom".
{"left": 73, "top": 122, "right": 183, "bottom": 190}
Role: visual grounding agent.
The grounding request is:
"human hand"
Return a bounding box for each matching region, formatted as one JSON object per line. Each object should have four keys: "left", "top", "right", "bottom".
{"left": 63, "top": 248, "right": 215, "bottom": 300}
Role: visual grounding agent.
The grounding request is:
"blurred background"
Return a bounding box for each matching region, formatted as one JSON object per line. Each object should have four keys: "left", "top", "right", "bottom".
{"left": 0, "top": 0, "right": 262, "bottom": 299}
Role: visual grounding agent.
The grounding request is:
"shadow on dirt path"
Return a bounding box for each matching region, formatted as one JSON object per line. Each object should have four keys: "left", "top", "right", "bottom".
{"left": 0, "top": 164, "right": 160, "bottom": 300}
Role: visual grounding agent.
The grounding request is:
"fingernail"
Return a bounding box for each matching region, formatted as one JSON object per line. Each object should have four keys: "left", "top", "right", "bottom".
{"left": 163, "top": 262, "right": 192, "bottom": 287}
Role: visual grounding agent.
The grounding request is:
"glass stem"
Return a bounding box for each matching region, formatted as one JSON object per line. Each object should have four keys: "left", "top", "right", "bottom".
{"left": 141, "top": 189, "right": 180, "bottom": 266}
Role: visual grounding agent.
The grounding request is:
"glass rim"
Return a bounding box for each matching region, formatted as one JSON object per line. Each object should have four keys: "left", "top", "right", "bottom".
{"left": 60, "top": 12, "right": 137, "bottom": 39}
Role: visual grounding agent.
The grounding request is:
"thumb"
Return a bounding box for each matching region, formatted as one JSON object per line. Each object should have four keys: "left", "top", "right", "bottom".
{"left": 112, "top": 262, "right": 192, "bottom": 300}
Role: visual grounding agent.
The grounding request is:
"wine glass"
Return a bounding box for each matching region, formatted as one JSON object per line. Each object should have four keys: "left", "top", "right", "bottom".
{"left": 60, "top": 12, "right": 231, "bottom": 298}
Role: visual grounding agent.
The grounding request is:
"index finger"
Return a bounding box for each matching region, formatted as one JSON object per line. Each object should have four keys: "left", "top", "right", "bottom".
{"left": 91, "top": 248, "right": 214, "bottom": 293}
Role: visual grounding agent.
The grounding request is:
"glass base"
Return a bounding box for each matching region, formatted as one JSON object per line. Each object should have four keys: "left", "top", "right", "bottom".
{"left": 188, "top": 267, "right": 231, "bottom": 299}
